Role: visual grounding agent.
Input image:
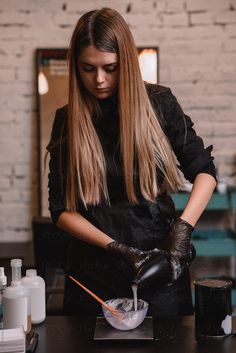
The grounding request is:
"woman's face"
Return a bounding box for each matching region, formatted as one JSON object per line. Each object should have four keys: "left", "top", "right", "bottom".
{"left": 78, "top": 45, "right": 119, "bottom": 99}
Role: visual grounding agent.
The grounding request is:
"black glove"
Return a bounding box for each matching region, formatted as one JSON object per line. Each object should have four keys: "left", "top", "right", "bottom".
{"left": 168, "top": 217, "right": 194, "bottom": 261}
{"left": 166, "top": 217, "right": 196, "bottom": 281}
{"left": 107, "top": 225, "right": 196, "bottom": 287}
{"left": 107, "top": 241, "right": 173, "bottom": 287}
{"left": 107, "top": 241, "right": 159, "bottom": 272}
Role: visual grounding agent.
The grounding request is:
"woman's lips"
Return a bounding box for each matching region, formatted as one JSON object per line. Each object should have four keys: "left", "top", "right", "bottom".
{"left": 96, "top": 87, "right": 110, "bottom": 91}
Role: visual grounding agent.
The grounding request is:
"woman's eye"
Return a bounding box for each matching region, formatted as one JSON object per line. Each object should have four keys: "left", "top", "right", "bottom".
{"left": 81, "top": 64, "right": 118, "bottom": 73}
{"left": 105, "top": 65, "right": 117, "bottom": 73}
{"left": 82, "top": 66, "right": 95, "bottom": 72}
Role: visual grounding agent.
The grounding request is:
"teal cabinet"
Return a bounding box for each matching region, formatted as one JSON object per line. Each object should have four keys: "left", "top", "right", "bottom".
{"left": 171, "top": 190, "right": 236, "bottom": 305}
{"left": 171, "top": 192, "right": 230, "bottom": 211}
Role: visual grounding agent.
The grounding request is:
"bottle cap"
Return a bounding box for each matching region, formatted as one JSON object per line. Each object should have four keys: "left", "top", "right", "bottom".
{"left": 0, "top": 267, "right": 7, "bottom": 286}
{"left": 11, "top": 259, "right": 22, "bottom": 267}
{"left": 11, "top": 258, "right": 22, "bottom": 285}
{"left": 26, "top": 269, "right": 37, "bottom": 277}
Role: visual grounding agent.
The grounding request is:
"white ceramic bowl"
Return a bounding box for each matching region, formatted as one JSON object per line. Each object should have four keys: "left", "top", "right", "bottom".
{"left": 102, "top": 298, "right": 149, "bottom": 331}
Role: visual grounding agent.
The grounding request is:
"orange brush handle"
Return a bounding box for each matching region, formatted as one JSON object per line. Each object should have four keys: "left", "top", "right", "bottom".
{"left": 69, "top": 275, "right": 120, "bottom": 316}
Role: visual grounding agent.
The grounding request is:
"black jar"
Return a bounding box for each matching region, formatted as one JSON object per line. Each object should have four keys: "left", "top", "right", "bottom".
{"left": 194, "top": 277, "right": 232, "bottom": 339}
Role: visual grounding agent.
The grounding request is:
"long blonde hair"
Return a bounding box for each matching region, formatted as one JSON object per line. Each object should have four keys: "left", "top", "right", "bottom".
{"left": 66, "top": 7, "right": 182, "bottom": 211}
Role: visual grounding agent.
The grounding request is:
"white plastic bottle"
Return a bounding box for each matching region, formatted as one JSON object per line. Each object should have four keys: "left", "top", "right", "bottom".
{"left": 0, "top": 267, "right": 7, "bottom": 329}
{"left": 22, "top": 269, "right": 46, "bottom": 324}
{"left": 3, "top": 259, "right": 31, "bottom": 333}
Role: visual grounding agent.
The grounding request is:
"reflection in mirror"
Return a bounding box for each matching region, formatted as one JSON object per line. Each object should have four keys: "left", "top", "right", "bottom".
{"left": 36, "top": 47, "right": 159, "bottom": 217}
{"left": 138, "top": 48, "right": 158, "bottom": 84}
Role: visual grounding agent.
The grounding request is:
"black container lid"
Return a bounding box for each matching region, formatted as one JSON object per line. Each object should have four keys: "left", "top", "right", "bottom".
{"left": 194, "top": 277, "right": 232, "bottom": 288}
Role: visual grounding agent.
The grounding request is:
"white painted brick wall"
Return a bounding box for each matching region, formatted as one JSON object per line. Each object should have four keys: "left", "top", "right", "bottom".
{"left": 186, "top": 0, "right": 231, "bottom": 12}
{"left": 0, "top": 0, "right": 235, "bottom": 242}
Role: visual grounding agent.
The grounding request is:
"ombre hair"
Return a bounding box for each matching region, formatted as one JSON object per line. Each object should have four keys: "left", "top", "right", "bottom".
{"left": 66, "top": 7, "right": 182, "bottom": 211}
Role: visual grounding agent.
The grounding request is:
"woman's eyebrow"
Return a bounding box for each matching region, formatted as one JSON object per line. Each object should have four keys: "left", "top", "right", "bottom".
{"left": 79, "top": 61, "right": 94, "bottom": 66}
{"left": 103, "top": 62, "right": 118, "bottom": 67}
{"left": 79, "top": 61, "right": 118, "bottom": 67}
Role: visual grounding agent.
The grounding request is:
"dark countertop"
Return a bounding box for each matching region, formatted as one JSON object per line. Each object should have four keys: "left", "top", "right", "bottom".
{"left": 34, "top": 315, "right": 236, "bottom": 353}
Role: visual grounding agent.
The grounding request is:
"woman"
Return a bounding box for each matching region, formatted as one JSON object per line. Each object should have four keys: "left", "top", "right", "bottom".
{"left": 47, "top": 8, "right": 217, "bottom": 316}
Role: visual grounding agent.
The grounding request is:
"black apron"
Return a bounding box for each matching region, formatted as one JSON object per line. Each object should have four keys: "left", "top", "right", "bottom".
{"left": 63, "top": 194, "right": 193, "bottom": 316}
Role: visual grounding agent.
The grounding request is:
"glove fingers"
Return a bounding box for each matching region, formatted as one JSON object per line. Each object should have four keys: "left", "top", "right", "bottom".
{"left": 107, "top": 241, "right": 160, "bottom": 272}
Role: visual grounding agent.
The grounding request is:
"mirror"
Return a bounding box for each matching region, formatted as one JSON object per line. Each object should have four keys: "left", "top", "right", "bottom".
{"left": 36, "top": 47, "right": 159, "bottom": 217}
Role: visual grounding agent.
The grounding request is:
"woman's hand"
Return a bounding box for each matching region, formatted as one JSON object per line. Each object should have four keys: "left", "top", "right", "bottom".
{"left": 107, "top": 240, "right": 196, "bottom": 286}
{"left": 107, "top": 241, "right": 159, "bottom": 272}
{"left": 107, "top": 241, "right": 173, "bottom": 286}
{"left": 168, "top": 217, "right": 194, "bottom": 261}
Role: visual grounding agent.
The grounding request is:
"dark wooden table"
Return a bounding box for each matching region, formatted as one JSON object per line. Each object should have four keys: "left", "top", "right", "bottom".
{"left": 34, "top": 315, "right": 236, "bottom": 353}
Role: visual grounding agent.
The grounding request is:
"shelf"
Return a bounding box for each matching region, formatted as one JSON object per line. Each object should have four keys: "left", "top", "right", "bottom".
{"left": 174, "top": 189, "right": 236, "bottom": 306}
{"left": 171, "top": 192, "right": 231, "bottom": 211}
{"left": 192, "top": 229, "right": 236, "bottom": 256}
{"left": 230, "top": 191, "right": 236, "bottom": 209}
{"left": 193, "top": 238, "right": 236, "bottom": 257}
{"left": 171, "top": 193, "right": 189, "bottom": 210}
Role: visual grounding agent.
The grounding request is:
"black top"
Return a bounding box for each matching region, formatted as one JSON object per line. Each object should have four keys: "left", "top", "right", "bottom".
{"left": 47, "top": 84, "right": 216, "bottom": 316}
{"left": 47, "top": 84, "right": 216, "bottom": 225}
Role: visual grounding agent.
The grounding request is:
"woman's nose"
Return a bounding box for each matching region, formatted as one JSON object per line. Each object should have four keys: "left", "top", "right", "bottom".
{"left": 96, "top": 69, "right": 105, "bottom": 84}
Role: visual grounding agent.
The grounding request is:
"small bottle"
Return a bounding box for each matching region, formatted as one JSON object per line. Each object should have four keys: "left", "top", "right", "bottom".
{"left": 0, "top": 267, "right": 7, "bottom": 329}
{"left": 22, "top": 269, "right": 46, "bottom": 324}
{"left": 3, "top": 259, "right": 31, "bottom": 333}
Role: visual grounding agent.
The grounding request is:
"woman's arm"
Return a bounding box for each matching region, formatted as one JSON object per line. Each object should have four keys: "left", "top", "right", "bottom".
{"left": 56, "top": 174, "right": 216, "bottom": 250}
{"left": 168, "top": 173, "right": 216, "bottom": 260}
{"left": 57, "top": 211, "right": 160, "bottom": 272}
{"left": 57, "top": 211, "right": 114, "bottom": 249}
{"left": 152, "top": 88, "right": 217, "bottom": 226}
{"left": 48, "top": 109, "right": 114, "bottom": 249}
{"left": 180, "top": 173, "right": 217, "bottom": 227}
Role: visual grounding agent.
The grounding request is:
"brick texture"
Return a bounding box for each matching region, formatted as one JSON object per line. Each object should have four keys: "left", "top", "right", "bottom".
{"left": 0, "top": 0, "right": 235, "bottom": 241}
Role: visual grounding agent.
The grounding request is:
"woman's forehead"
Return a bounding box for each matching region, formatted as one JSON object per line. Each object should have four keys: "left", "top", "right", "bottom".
{"left": 78, "top": 45, "right": 118, "bottom": 65}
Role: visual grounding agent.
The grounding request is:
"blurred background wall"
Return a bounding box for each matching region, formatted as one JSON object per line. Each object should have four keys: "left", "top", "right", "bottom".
{"left": 0, "top": 0, "right": 236, "bottom": 242}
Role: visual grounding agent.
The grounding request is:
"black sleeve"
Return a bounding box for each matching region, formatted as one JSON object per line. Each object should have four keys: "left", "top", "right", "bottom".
{"left": 47, "top": 107, "right": 67, "bottom": 224}
{"left": 151, "top": 86, "right": 217, "bottom": 183}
